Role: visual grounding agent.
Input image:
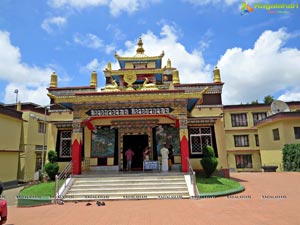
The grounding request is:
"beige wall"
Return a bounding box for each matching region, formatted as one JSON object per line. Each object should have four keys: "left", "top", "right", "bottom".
{"left": 0, "top": 152, "right": 19, "bottom": 182}
{"left": 0, "top": 114, "right": 22, "bottom": 182}
{"left": 0, "top": 114, "right": 22, "bottom": 150}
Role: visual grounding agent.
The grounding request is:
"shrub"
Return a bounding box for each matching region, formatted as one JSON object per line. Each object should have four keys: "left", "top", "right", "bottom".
{"left": 44, "top": 162, "right": 59, "bottom": 180}
{"left": 200, "top": 145, "right": 218, "bottom": 178}
{"left": 44, "top": 150, "right": 59, "bottom": 181}
{"left": 282, "top": 144, "right": 300, "bottom": 171}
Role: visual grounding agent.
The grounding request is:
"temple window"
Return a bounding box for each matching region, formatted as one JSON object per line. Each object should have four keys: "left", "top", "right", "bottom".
{"left": 59, "top": 130, "right": 72, "bottom": 158}
{"left": 189, "top": 127, "right": 212, "bottom": 155}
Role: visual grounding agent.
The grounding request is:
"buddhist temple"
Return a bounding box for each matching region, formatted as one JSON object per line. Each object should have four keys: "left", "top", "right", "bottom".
{"left": 47, "top": 38, "right": 228, "bottom": 175}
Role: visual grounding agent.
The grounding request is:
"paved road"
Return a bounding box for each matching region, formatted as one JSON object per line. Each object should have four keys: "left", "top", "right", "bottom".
{"left": 4, "top": 172, "right": 300, "bottom": 225}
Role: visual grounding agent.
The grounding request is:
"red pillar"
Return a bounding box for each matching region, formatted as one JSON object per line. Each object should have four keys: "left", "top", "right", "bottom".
{"left": 72, "top": 139, "right": 82, "bottom": 175}
{"left": 180, "top": 135, "right": 189, "bottom": 172}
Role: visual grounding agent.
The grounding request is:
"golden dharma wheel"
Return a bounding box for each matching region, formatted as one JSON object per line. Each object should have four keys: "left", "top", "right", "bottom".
{"left": 124, "top": 72, "right": 137, "bottom": 84}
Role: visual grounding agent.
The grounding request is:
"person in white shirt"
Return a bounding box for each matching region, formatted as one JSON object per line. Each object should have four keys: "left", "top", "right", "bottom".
{"left": 160, "top": 144, "right": 169, "bottom": 172}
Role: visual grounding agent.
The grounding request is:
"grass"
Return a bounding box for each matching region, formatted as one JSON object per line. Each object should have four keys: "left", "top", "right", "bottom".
{"left": 19, "top": 181, "right": 56, "bottom": 197}
{"left": 196, "top": 175, "right": 241, "bottom": 193}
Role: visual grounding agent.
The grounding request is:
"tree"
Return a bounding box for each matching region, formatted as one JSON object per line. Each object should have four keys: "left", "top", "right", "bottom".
{"left": 264, "top": 95, "right": 274, "bottom": 104}
{"left": 200, "top": 145, "right": 218, "bottom": 178}
{"left": 250, "top": 99, "right": 259, "bottom": 105}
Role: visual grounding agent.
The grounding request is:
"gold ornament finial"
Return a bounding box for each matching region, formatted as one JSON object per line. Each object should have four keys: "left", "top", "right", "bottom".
{"left": 136, "top": 38, "right": 145, "bottom": 54}
{"left": 166, "top": 59, "right": 172, "bottom": 68}
{"left": 90, "top": 71, "right": 98, "bottom": 87}
{"left": 213, "top": 66, "right": 221, "bottom": 83}
{"left": 172, "top": 70, "right": 180, "bottom": 84}
{"left": 50, "top": 72, "right": 57, "bottom": 88}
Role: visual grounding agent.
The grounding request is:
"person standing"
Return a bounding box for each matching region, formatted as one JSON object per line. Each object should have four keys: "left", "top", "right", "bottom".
{"left": 0, "top": 182, "right": 7, "bottom": 225}
{"left": 143, "top": 147, "right": 151, "bottom": 161}
{"left": 125, "top": 148, "right": 134, "bottom": 171}
{"left": 160, "top": 144, "right": 169, "bottom": 172}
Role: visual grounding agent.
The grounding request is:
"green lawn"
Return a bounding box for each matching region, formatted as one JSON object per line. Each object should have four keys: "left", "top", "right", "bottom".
{"left": 19, "top": 181, "right": 56, "bottom": 197}
{"left": 196, "top": 176, "right": 241, "bottom": 193}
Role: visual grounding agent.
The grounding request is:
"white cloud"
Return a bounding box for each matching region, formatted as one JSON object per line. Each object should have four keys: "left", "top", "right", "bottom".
{"left": 217, "top": 28, "right": 300, "bottom": 104}
{"left": 74, "top": 33, "right": 103, "bottom": 49}
{"left": 41, "top": 16, "right": 67, "bottom": 33}
{"left": 80, "top": 58, "right": 105, "bottom": 74}
{"left": 113, "top": 24, "right": 211, "bottom": 84}
{"left": 278, "top": 89, "right": 300, "bottom": 102}
{"left": 0, "top": 30, "right": 54, "bottom": 105}
{"left": 48, "top": 0, "right": 108, "bottom": 9}
{"left": 183, "top": 0, "right": 239, "bottom": 6}
{"left": 48, "top": 0, "right": 160, "bottom": 16}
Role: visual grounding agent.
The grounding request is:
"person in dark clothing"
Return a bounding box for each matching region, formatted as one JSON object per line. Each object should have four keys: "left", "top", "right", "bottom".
{"left": 168, "top": 144, "right": 174, "bottom": 170}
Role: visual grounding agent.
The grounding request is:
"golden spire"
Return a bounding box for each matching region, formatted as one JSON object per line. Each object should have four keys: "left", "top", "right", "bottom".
{"left": 166, "top": 59, "right": 172, "bottom": 68}
{"left": 213, "top": 66, "right": 221, "bottom": 83}
{"left": 136, "top": 38, "right": 145, "bottom": 55}
{"left": 172, "top": 70, "right": 180, "bottom": 84}
{"left": 90, "top": 71, "right": 98, "bottom": 87}
{"left": 50, "top": 72, "right": 57, "bottom": 88}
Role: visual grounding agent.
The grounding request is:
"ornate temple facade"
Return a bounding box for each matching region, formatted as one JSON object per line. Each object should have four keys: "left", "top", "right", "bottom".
{"left": 47, "top": 38, "right": 227, "bottom": 174}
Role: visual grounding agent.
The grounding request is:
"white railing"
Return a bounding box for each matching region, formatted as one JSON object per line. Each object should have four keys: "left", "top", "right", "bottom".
{"left": 187, "top": 158, "right": 200, "bottom": 198}
{"left": 54, "top": 160, "right": 72, "bottom": 204}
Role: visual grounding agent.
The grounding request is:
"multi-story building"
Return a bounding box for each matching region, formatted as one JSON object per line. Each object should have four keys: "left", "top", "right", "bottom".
{"left": 1, "top": 102, "right": 52, "bottom": 185}
{"left": 224, "top": 102, "right": 300, "bottom": 172}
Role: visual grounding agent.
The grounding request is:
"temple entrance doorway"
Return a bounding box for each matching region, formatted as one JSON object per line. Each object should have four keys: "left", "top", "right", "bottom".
{"left": 123, "top": 135, "right": 148, "bottom": 171}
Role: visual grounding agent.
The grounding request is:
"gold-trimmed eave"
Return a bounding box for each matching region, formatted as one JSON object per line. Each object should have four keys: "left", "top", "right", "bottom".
{"left": 109, "top": 68, "right": 164, "bottom": 76}
{"left": 114, "top": 55, "right": 164, "bottom": 61}
{"left": 48, "top": 87, "right": 209, "bottom": 104}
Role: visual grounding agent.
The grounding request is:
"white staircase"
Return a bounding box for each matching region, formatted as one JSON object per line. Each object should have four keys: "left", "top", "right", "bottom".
{"left": 62, "top": 173, "right": 190, "bottom": 201}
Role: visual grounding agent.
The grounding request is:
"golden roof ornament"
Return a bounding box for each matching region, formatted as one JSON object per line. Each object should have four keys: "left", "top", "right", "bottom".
{"left": 213, "top": 66, "right": 221, "bottom": 83}
{"left": 141, "top": 78, "right": 158, "bottom": 91}
{"left": 90, "top": 71, "right": 97, "bottom": 87}
{"left": 136, "top": 38, "right": 144, "bottom": 54}
{"left": 166, "top": 59, "right": 172, "bottom": 68}
{"left": 50, "top": 71, "right": 57, "bottom": 88}
{"left": 103, "top": 79, "right": 120, "bottom": 92}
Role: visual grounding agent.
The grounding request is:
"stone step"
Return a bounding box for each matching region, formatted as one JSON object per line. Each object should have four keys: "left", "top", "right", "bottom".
{"left": 68, "top": 186, "right": 188, "bottom": 193}
{"left": 62, "top": 174, "right": 190, "bottom": 201}
{"left": 74, "top": 176, "right": 186, "bottom": 182}
{"left": 71, "top": 183, "right": 186, "bottom": 189}
{"left": 63, "top": 191, "right": 190, "bottom": 201}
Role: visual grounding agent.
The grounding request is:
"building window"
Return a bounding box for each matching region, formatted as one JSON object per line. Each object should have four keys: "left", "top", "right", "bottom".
{"left": 252, "top": 112, "right": 267, "bottom": 125}
{"left": 235, "top": 155, "right": 253, "bottom": 168}
{"left": 234, "top": 135, "right": 249, "bottom": 147}
{"left": 294, "top": 127, "right": 300, "bottom": 139}
{"left": 231, "top": 113, "right": 248, "bottom": 127}
{"left": 273, "top": 128, "right": 280, "bottom": 141}
{"left": 59, "top": 130, "right": 72, "bottom": 158}
{"left": 38, "top": 122, "right": 46, "bottom": 133}
{"left": 189, "top": 127, "right": 212, "bottom": 154}
{"left": 255, "top": 134, "right": 259, "bottom": 147}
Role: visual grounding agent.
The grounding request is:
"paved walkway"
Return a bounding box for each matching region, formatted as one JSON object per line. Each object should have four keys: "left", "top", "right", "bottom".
{"left": 4, "top": 172, "right": 300, "bottom": 225}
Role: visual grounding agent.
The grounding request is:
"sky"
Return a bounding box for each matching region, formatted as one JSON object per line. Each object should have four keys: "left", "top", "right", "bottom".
{"left": 0, "top": 0, "right": 299, "bottom": 106}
